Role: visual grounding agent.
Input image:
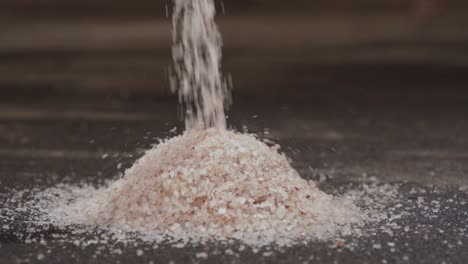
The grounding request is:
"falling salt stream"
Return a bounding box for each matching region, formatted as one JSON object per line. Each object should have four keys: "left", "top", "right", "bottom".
{"left": 170, "top": 0, "right": 230, "bottom": 130}
{"left": 5, "top": 0, "right": 466, "bottom": 258}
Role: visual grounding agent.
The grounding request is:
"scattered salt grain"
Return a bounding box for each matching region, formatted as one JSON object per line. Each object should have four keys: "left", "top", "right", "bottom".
{"left": 172, "top": 243, "right": 185, "bottom": 248}
{"left": 195, "top": 252, "right": 208, "bottom": 259}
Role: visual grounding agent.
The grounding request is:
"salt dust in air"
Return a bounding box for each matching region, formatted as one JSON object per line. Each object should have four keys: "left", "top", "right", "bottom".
{"left": 14, "top": 0, "right": 366, "bottom": 248}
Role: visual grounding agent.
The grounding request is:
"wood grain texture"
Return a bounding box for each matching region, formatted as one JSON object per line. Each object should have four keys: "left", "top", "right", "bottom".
{"left": 0, "top": 1, "right": 468, "bottom": 102}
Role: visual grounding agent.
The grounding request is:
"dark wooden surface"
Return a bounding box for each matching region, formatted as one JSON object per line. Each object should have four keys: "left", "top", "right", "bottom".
{"left": 0, "top": 99, "right": 468, "bottom": 263}
{"left": 2, "top": 99, "right": 468, "bottom": 186}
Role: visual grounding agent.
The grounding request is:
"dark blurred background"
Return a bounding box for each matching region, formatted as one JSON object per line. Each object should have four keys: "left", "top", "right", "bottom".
{"left": 1, "top": 0, "right": 468, "bottom": 105}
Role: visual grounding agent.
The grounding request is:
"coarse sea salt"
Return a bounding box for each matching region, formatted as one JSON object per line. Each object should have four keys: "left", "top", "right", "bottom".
{"left": 45, "top": 129, "right": 363, "bottom": 247}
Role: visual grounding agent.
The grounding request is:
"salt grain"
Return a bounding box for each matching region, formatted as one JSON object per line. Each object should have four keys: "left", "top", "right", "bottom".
{"left": 172, "top": 243, "right": 185, "bottom": 248}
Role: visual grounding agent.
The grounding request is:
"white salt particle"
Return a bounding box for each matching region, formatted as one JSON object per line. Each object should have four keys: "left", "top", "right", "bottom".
{"left": 172, "top": 243, "right": 185, "bottom": 248}
{"left": 372, "top": 244, "right": 382, "bottom": 249}
{"left": 195, "top": 252, "right": 208, "bottom": 259}
{"left": 136, "top": 249, "right": 144, "bottom": 256}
